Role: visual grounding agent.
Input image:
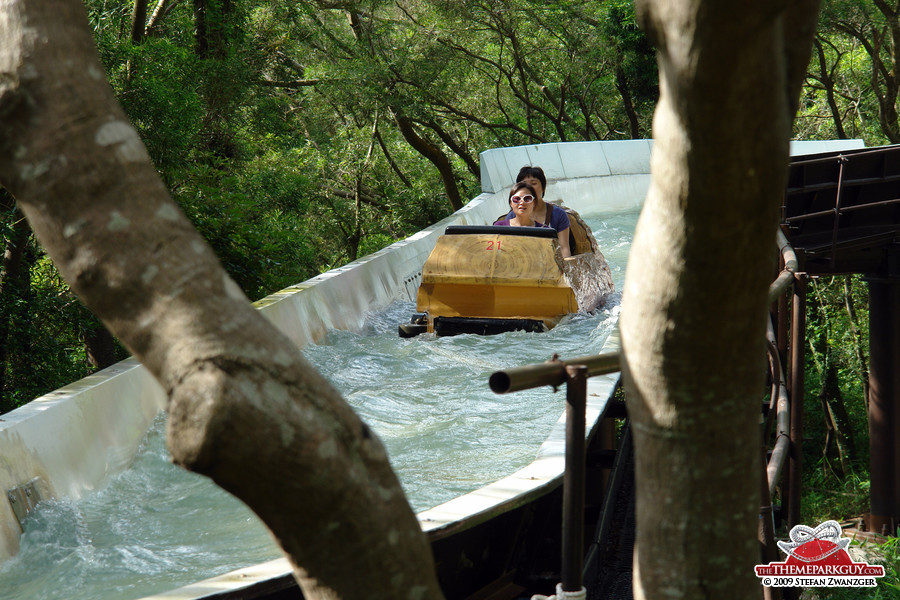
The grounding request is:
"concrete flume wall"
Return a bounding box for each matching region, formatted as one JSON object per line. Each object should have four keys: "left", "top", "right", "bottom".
{"left": 0, "top": 139, "right": 864, "bottom": 564}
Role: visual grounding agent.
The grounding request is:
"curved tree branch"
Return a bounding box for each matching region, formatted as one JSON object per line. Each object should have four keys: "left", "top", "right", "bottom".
{"left": 0, "top": 2, "right": 443, "bottom": 598}
{"left": 391, "top": 109, "right": 463, "bottom": 211}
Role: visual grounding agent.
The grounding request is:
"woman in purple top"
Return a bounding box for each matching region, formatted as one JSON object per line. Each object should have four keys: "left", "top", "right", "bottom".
{"left": 502, "top": 166, "right": 572, "bottom": 257}
{"left": 494, "top": 182, "right": 546, "bottom": 228}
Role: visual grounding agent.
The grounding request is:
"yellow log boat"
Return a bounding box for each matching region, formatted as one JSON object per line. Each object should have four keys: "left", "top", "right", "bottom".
{"left": 399, "top": 207, "right": 614, "bottom": 337}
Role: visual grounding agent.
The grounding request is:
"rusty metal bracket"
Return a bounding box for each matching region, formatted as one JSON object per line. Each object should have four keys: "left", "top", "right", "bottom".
{"left": 7, "top": 477, "right": 50, "bottom": 532}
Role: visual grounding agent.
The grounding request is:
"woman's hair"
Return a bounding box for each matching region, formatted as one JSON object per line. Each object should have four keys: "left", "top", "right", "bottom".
{"left": 508, "top": 181, "right": 537, "bottom": 205}
{"left": 516, "top": 166, "right": 547, "bottom": 194}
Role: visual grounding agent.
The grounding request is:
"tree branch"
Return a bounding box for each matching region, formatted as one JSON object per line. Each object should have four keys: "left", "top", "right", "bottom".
{"left": 0, "top": 2, "right": 444, "bottom": 598}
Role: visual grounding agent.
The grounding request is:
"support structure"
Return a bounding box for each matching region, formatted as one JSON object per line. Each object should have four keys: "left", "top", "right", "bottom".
{"left": 867, "top": 275, "right": 900, "bottom": 535}
{"left": 783, "top": 145, "right": 900, "bottom": 536}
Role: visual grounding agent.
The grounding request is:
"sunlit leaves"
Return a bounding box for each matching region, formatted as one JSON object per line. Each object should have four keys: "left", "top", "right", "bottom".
{"left": 804, "top": 0, "right": 900, "bottom": 144}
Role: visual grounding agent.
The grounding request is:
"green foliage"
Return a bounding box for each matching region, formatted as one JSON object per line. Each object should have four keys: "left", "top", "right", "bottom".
{"left": 801, "top": 469, "right": 870, "bottom": 527}
{"left": 800, "top": 276, "right": 870, "bottom": 517}
{"left": 796, "top": 33, "right": 888, "bottom": 144}
{"left": 0, "top": 240, "right": 127, "bottom": 414}
{"left": 75, "top": 0, "right": 660, "bottom": 300}
{"left": 797, "top": 0, "right": 900, "bottom": 144}
{"left": 794, "top": 275, "right": 886, "bottom": 600}
{"left": 7, "top": 0, "right": 889, "bottom": 424}
{"left": 799, "top": 530, "right": 900, "bottom": 599}
{"left": 876, "top": 534, "right": 900, "bottom": 596}
{"left": 117, "top": 41, "right": 205, "bottom": 177}
{"left": 599, "top": 0, "right": 659, "bottom": 108}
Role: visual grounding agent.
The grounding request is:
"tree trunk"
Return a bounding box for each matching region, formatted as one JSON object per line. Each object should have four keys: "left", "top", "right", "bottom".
{"left": 812, "top": 37, "right": 848, "bottom": 139}
{"left": 131, "top": 0, "right": 149, "bottom": 44}
{"left": 192, "top": 0, "right": 241, "bottom": 158}
{"left": 84, "top": 320, "right": 119, "bottom": 369}
{"left": 843, "top": 275, "right": 870, "bottom": 410}
{"left": 615, "top": 62, "right": 641, "bottom": 139}
{"left": 393, "top": 110, "right": 464, "bottom": 211}
{"left": 0, "top": 197, "right": 32, "bottom": 412}
{"left": 0, "top": 2, "right": 444, "bottom": 598}
{"left": 193, "top": 0, "right": 211, "bottom": 59}
{"left": 146, "top": 0, "right": 177, "bottom": 37}
{"left": 622, "top": 2, "right": 821, "bottom": 599}
{"left": 819, "top": 363, "right": 855, "bottom": 478}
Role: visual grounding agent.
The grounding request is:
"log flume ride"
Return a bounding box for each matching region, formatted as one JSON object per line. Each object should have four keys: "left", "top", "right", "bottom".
{"left": 0, "top": 140, "right": 865, "bottom": 600}
{"left": 399, "top": 209, "right": 614, "bottom": 338}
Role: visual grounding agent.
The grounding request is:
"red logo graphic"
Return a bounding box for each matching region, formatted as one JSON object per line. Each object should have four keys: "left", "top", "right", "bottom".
{"left": 778, "top": 521, "right": 851, "bottom": 564}
{"left": 755, "top": 520, "right": 885, "bottom": 588}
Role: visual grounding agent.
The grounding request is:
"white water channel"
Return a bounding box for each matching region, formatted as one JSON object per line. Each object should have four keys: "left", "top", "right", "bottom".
{"left": 0, "top": 211, "right": 638, "bottom": 600}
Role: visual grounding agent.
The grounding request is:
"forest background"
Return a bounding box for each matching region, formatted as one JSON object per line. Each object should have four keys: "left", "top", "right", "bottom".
{"left": 0, "top": 0, "right": 893, "bottom": 527}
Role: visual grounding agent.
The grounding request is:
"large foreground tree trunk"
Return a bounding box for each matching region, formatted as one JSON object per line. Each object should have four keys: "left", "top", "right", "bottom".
{"left": 622, "top": 2, "right": 820, "bottom": 599}
{"left": 0, "top": 2, "right": 443, "bottom": 599}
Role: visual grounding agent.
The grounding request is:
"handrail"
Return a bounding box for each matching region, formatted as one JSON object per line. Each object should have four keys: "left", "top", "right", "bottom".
{"left": 783, "top": 197, "right": 900, "bottom": 224}
{"left": 787, "top": 145, "right": 893, "bottom": 167}
{"left": 488, "top": 352, "right": 620, "bottom": 393}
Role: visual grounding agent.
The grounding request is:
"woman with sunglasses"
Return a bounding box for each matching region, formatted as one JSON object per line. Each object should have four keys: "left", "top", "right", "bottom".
{"left": 499, "top": 166, "right": 572, "bottom": 257}
{"left": 493, "top": 182, "right": 545, "bottom": 228}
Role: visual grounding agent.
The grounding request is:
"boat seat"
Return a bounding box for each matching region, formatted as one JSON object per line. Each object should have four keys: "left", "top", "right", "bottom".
{"left": 444, "top": 225, "right": 558, "bottom": 239}
{"left": 567, "top": 215, "right": 594, "bottom": 255}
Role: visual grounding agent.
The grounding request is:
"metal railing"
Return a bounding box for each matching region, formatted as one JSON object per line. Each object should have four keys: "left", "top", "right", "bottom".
{"left": 490, "top": 353, "right": 619, "bottom": 596}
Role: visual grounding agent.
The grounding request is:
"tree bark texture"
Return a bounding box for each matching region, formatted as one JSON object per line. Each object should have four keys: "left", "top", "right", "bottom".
{"left": 0, "top": 2, "right": 443, "bottom": 598}
{"left": 623, "top": 1, "right": 820, "bottom": 599}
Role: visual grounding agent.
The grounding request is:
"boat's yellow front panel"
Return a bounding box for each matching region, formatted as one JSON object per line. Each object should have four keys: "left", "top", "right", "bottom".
{"left": 416, "top": 232, "right": 577, "bottom": 320}
{"left": 417, "top": 282, "right": 577, "bottom": 320}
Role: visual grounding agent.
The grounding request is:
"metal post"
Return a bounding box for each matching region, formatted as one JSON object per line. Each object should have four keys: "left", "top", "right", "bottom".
{"left": 788, "top": 275, "right": 806, "bottom": 528}
{"left": 867, "top": 276, "right": 900, "bottom": 535}
{"left": 561, "top": 364, "right": 588, "bottom": 593}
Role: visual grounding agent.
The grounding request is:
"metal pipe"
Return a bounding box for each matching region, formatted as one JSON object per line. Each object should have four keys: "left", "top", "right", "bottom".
{"left": 561, "top": 364, "right": 588, "bottom": 593}
{"left": 783, "top": 197, "right": 900, "bottom": 224}
{"left": 788, "top": 146, "right": 897, "bottom": 167}
{"left": 769, "top": 230, "right": 798, "bottom": 304}
{"left": 788, "top": 275, "right": 806, "bottom": 527}
{"left": 770, "top": 227, "right": 796, "bottom": 519}
{"left": 760, "top": 418, "right": 782, "bottom": 600}
{"left": 766, "top": 320, "right": 792, "bottom": 497}
{"left": 489, "top": 351, "right": 619, "bottom": 394}
{"left": 767, "top": 379, "right": 792, "bottom": 498}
